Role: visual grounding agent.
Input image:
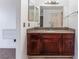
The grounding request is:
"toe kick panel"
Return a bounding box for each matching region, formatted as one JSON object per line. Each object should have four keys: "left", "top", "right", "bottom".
{"left": 29, "top": 57, "right": 72, "bottom": 59}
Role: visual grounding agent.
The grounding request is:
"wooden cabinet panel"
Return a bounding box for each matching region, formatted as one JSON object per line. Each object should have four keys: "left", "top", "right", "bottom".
{"left": 42, "top": 38, "right": 60, "bottom": 55}
{"left": 42, "top": 33, "right": 61, "bottom": 39}
{"left": 30, "top": 39, "right": 42, "bottom": 55}
{"left": 62, "top": 33, "right": 74, "bottom": 55}
{"left": 63, "top": 33, "right": 74, "bottom": 39}
{"left": 62, "top": 39, "right": 74, "bottom": 55}
{"left": 29, "top": 57, "right": 72, "bottom": 59}
{"left": 41, "top": 33, "right": 61, "bottom": 55}
{"left": 27, "top": 33, "right": 75, "bottom": 56}
{"left": 27, "top": 33, "right": 42, "bottom": 55}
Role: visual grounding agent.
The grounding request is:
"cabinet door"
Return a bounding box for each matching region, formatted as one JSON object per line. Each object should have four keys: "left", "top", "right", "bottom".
{"left": 41, "top": 33, "right": 61, "bottom": 55}
{"left": 27, "top": 33, "right": 42, "bottom": 55}
{"left": 62, "top": 33, "right": 74, "bottom": 55}
{"left": 42, "top": 38, "right": 60, "bottom": 55}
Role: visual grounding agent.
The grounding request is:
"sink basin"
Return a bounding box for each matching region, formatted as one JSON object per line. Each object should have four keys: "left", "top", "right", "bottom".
{"left": 27, "top": 27, "right": 75, "bottom": 33}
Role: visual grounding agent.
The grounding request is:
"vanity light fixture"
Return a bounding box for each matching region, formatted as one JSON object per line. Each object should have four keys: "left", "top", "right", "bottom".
{"left": 45, "top": 0, "right": 59, "bottom": 4}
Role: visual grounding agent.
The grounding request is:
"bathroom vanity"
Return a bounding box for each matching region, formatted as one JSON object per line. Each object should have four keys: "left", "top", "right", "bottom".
{"left": 28, "top": 1, "right": 75, "bottom": 59}
{"left": 27, "top": 27, "right": 75, "bottom": 56}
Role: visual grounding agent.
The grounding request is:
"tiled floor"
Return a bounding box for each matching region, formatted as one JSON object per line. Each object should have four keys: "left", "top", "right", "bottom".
{"left": 0, "top": 48, "right": 15, "bottom": 59}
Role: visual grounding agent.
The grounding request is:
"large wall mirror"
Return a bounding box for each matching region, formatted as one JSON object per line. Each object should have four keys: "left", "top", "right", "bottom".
{"left": 28, "top": 0, "right": 77, "bottom": 28}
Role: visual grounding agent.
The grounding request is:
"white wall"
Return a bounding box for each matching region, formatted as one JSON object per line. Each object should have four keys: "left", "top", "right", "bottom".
{"left": 21, "top": 0, "right": 28, "bottom": 58}
{"left": 16, "top": 0, "right": 21, "bottom": 58}
{"left": 69, "top": 13, "right": 78, "bottom": 59}
{"left": 16, "top": 0, "right": 28, "bottom": 59}
{"left": 0, "top": 0, "right": 16, "bottom": 29}
{"left": 63, "top": 0, "right": 78, "bottom": 59}
{"left": 0, "top": 0, "right": 16, "bottom": 48}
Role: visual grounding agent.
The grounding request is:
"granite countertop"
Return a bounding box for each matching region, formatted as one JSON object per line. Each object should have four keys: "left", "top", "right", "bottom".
{"left": 27, "top": 27, "right": 75, "bottom": 33}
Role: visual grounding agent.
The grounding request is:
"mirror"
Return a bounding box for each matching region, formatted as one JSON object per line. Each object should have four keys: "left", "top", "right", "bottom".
{"left": 40, "top": 6, "right": 63, "bottom": 27}
{"left": 28, "top": 0, "right": 77, "bottom": 28}
{"left": 28, "top": 0, "right": 39, "bottom": 22}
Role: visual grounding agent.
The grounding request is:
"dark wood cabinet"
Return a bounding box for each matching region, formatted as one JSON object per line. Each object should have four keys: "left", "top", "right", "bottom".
{"left": 62, "top": 33, "right": 74, "bottom": 55}
{"left": 42, "top": 38, "right": 60, "bottom": 55}
{"left": 27, "top": 33, "right": 42, "bottom": 55}
{"left": 42, "top": 33, "right": 61, "bottom": 55}
{"left": 27, "top": 33, "right": 75, "bottom": 56}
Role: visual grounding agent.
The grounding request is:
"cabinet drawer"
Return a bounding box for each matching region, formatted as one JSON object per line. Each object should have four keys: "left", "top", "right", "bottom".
{"left": 63, "top": 33, "right": 74, "bottom": 39}
{"left": 42, "top": 34, "right": 61, "bottom": 39}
